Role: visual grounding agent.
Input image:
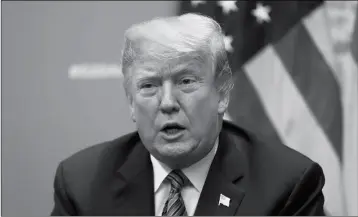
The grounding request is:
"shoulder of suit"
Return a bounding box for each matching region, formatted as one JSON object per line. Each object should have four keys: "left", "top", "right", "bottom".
{"left": 59, "top": 131, "right": 140, "bottom": 173}
{"left": 222, "top": 120, "right": 317, "bottom": 174}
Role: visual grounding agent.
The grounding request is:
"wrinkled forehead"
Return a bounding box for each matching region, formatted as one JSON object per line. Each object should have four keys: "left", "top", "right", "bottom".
{"left": 132, "top": 51, "right": 212, "bottom": 77}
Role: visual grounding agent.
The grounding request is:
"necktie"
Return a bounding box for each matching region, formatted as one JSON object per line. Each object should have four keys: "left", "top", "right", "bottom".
{"left": 162, "top": 170, "right": 189, "bottom": 216}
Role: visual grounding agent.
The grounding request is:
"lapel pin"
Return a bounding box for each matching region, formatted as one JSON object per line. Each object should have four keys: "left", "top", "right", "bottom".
{"left": 218, "top": 194, "right": 230, "bottom": 207}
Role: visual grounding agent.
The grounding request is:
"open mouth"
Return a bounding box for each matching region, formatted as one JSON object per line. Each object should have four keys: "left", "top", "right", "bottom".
{"left": 160, "top": 123, "right": 185, "bottom": 138}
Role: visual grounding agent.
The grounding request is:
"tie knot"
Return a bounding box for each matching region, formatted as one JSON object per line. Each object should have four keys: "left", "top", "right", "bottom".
{"left": 165, "top": 170, "right": 189, "bottom": 191}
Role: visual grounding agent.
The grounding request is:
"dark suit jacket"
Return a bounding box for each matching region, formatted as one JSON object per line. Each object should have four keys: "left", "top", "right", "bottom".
{"left": 51, "top": 121, "right": 325, "bottom": 216}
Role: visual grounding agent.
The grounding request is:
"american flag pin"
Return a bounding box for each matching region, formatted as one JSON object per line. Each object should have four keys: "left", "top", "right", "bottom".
{"left": 218, "top": 194, "right": 230, "bottom": 207}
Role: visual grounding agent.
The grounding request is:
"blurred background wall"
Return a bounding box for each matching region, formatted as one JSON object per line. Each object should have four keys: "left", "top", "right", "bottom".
{"left": 2, "top": 1, "right": 177, "bottom": 216}
{"left": 2, "top": 1, "right": 357, "bottom": 216}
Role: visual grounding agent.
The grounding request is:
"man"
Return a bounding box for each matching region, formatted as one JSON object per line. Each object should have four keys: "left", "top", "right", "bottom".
{"left": 51, "top": 13, "right": 325, "bottom": 216}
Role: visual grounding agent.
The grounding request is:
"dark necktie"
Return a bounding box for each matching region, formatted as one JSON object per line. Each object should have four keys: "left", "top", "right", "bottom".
{"left": 162, "top": 170, "right": 189, "bottom": 216}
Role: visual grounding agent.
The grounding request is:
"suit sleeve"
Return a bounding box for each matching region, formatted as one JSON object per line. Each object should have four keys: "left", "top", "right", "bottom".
{"left": 279, "top": 162, "right": 326, "bottom": 216}
{"left": 51, "top": 162, "right": 77, "bottom": 216}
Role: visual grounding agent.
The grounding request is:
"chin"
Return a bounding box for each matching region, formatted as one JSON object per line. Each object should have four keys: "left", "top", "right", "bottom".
{"left": 155, "top": 142, "right": 197, "bottom": 164}
{"left": 161, "top": 144, "right": 193, "bottom": 157}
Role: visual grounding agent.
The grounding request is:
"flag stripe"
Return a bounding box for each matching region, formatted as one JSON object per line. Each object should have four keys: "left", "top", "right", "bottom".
{"left": 302, "top": 3, "right": 341, "bottom": 88}
{"left": 244, "top": 46, "right": 344, "bottom": 215}
{"left": 341, "top": 53, "right": 358, "bottom": 216}
{"left": 227, "top": 69, "right": 282, "bottom": 145}
{"left": 352, "top": 6, "right": 358, "bottom": 64}
{"left": 304, "top": 3, "right": 358, "bottom": 215}
{"left": 274, "top": 22, "right": 343, "bottom": 161}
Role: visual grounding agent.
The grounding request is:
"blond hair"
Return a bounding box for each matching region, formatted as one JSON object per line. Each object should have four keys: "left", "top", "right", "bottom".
{"left": 121, "top": 13, "right": 234, "bottom": 96}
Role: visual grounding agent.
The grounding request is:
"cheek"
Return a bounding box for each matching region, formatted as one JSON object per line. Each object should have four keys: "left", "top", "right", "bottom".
{"left": 133, "top": 96, "right": 160, "bottom": 142}
{"left": 134, "top": 96, "right": 159, "bottom": 124}
{"left": 181, "top": 89, "right": 219, "bottom": 129}
{"left": 136, "top": 97, "right": 154, "bottom": 111}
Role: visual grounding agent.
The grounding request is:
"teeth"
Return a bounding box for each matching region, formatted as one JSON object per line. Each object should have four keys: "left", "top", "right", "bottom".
{"left": 165, "top": 128, "right": 181, "bottom": 134}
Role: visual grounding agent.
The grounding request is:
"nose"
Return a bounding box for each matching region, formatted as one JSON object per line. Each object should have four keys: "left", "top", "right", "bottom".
{"left": 159, "top": 82, "right": 179, "bottom": 114}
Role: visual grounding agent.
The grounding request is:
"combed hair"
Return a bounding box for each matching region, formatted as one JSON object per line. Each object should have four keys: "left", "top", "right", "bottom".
{"left": 120, "top": 13, "right": 234, "bottom": 96}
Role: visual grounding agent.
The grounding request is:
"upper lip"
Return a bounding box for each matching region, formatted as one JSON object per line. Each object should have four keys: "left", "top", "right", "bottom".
{"left": 160, "top": 122, "right": 185, "bottom": 131}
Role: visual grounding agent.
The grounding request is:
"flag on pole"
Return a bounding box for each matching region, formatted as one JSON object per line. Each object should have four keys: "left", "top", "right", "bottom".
{"left": 179, "top": 1, "right": 358, "bottom": 215}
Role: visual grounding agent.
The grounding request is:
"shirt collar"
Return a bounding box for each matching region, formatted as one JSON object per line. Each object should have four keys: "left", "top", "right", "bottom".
{"left": 150, "top": 138, "right": 219, "bottom": 193}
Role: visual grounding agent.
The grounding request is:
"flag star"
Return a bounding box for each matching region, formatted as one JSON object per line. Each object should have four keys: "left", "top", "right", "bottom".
{"left": 191, "top": 0, "right": 206, "bottom": 7}
{"left": 223, "top": 35, "right": 234, "bottom": 52}
{"left": 218, "top": 1, "right": 238, "bottom": 15}
{"left": 252, "top": 3, "right": 271, "bottom": 24}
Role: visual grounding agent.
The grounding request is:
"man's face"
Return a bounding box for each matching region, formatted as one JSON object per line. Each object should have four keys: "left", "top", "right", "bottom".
{"left": 127, "top": 54, "right": 228, "bottom": 168}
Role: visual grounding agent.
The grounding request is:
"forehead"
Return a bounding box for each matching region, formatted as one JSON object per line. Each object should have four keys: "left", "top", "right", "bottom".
{"left": 132, "top": 54, "right": 212, "bottom": 78}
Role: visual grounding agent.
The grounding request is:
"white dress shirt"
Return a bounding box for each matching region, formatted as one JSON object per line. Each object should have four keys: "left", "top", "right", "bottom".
{"left": 150, "top": 138, "right": 219, "bottom": 216}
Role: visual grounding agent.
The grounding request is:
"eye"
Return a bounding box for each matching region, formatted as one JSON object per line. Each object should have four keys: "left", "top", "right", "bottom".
{"left": 181, "top": 78, "right": 195, "bottom": 84}
{"left": 138, "top": 81, "right": 159, "bottom": 96}
{"left": 179, "top": 77, "right": 196, "bottom": 85}
{"left": 140, "top": 83, "right": 155, "bottom": 89}
{"left": 177, "top": 76, "right": 200, "bottom": 92}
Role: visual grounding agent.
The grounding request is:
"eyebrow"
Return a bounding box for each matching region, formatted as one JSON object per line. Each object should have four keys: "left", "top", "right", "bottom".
{"left": 135, "top": 61, "right": 204, "bottom": 79}
{"left": 134, "top": 70, "right": 162, "bottom": 82}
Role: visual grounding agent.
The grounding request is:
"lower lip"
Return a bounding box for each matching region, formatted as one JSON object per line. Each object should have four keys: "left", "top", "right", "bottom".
{"left": 160, "top": 129, "right": 185, "bottom": 141}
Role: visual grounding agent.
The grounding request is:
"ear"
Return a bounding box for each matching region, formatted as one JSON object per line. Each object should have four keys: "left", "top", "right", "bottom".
{"left": 129, "top": 103, "right": 136, "bottom": 123}
{"left": 218, "top": 92, "right": 230, "bottom": 115}
{"left": 129, "top": 99, "right": 136, "bottom": 123}
{"left": 125, "top": 89, "right": 136, "bottom": 123}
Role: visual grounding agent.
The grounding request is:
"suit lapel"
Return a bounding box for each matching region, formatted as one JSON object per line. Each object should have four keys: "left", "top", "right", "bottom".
{"left": 194, "top": 128, "right": 247, "bottom": 216}
{"left": 108, "top": 139, "right": 155, "bottom": 216}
